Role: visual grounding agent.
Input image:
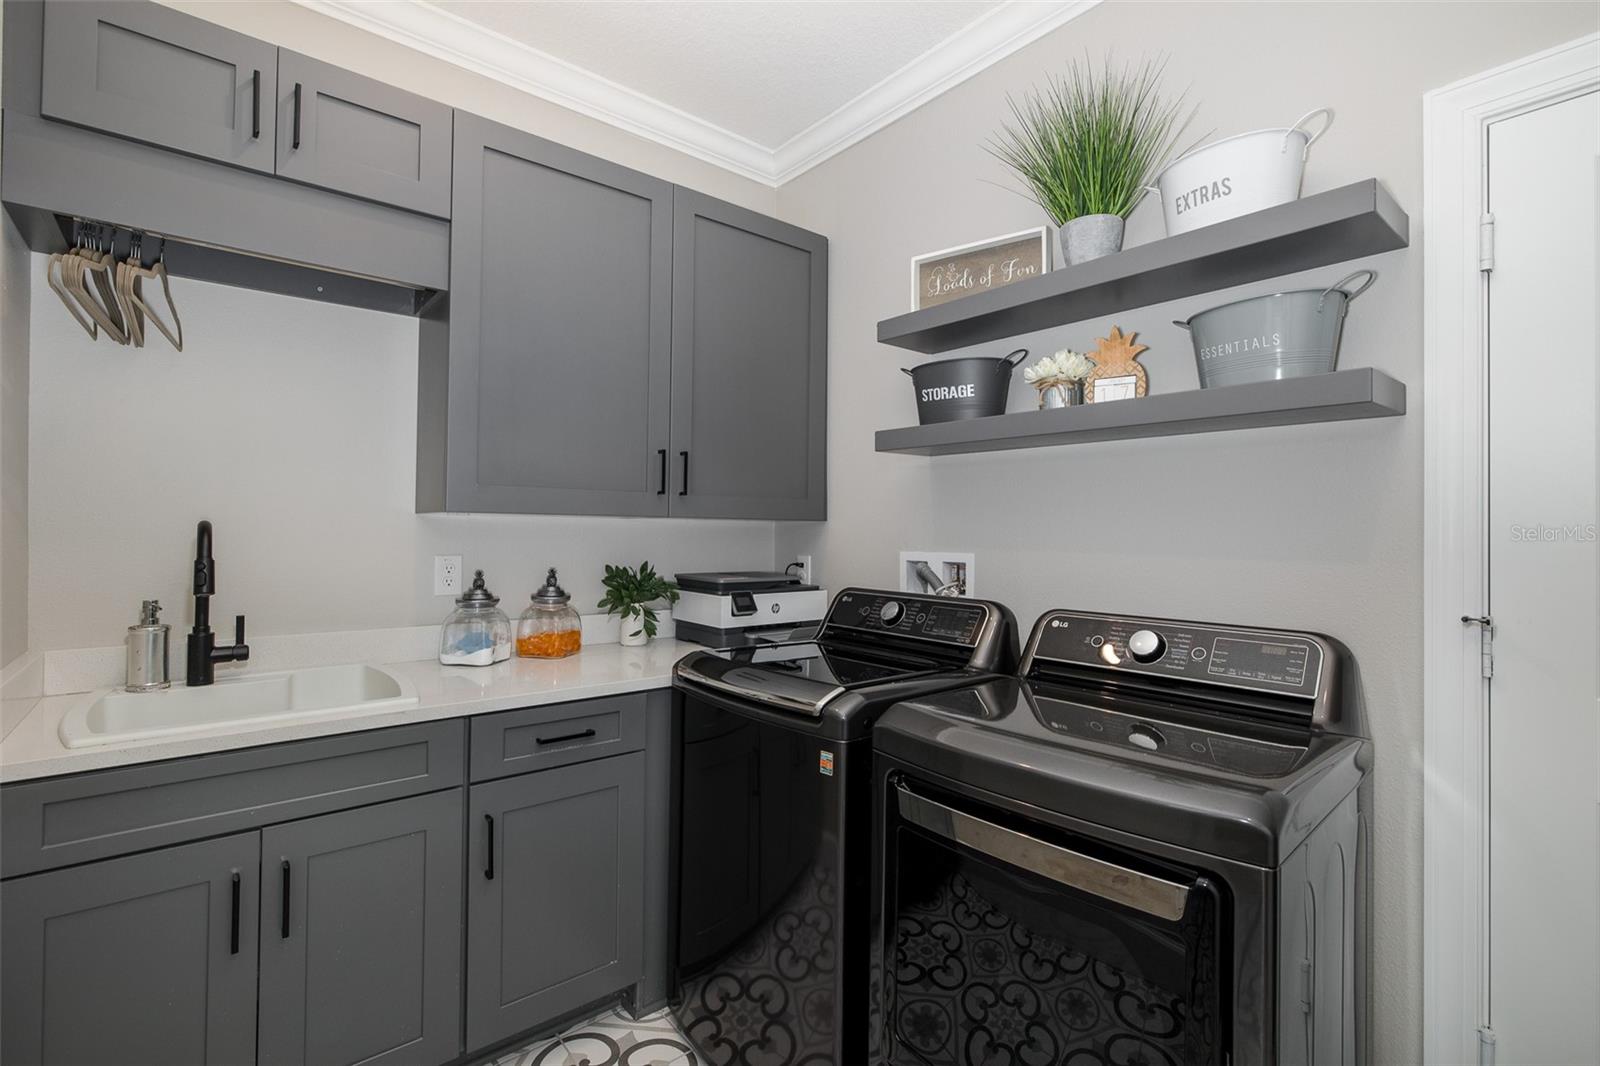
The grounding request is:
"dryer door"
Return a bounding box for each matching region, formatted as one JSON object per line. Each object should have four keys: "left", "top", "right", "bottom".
{"left": 882, "top": 778, "right": 1229, "bottom": 1066}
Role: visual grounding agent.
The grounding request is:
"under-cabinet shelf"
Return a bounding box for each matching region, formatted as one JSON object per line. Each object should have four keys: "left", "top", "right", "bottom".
{"left": 874, "top": 368, "right": 1406, "bottom": 456}
{"left": 877, "top": 180, "right": 1408, "bottom": 354}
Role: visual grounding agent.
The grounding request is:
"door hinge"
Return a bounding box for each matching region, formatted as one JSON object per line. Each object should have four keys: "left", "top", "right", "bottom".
{"left": 1478, "top": 1025, "right": 1497, "bottom": 1066}
{"left": 1479, "top": 213, "right": 1496, "bottom": 273}
{"left": 1462, "top": 615, "right": 1495, "bottom": 678}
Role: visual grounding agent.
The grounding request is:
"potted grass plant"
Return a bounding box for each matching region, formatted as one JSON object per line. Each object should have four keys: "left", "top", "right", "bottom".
{"left": 991, "top": 56, "right": 1193, "bottom": 266}
{"left": 598, "top": 561, "right": 679, "bottom": 647}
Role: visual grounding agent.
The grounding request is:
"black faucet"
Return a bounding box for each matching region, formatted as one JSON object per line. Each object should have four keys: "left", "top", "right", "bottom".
{"left": 186, "top": 520, "right": 250, "bottom": 686}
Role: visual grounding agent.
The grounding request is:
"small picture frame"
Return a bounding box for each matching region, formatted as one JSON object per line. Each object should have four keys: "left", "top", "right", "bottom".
{"left": 911, "top": 227, "right": 1050, "bottom": 310}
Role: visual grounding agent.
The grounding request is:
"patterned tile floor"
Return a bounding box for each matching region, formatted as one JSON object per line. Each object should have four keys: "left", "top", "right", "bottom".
{"left": 484, "top": 1005, "right": 700, "bottom": 1066}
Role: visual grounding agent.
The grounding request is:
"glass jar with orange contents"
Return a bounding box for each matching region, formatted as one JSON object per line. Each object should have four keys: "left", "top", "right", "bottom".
{"left": 516, "top": 568, "right": 582, "bottom": 659}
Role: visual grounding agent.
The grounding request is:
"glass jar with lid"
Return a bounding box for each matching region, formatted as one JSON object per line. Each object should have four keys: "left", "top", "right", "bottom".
{"left": 439, "top": 570, "right": 512, "bottom": 666}
{"left": 517, "top": 568, "right": 582, "bottom": 659}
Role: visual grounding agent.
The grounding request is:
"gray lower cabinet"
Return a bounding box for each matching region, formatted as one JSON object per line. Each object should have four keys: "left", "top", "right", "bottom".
{"left": 40, "top": 0, "right": 278, "bottom": 173}
{"left": 467, "top": 753, "right": 645, "bottom": 1049}
{"left": 670, "top": 188, "right": 828, "bottom": 520}
{"left": 259, "top": 790, "right": 463, "bottom": 1066}
{"left": 275, "top": 50, "right": 452, "bottom": 217}
{"left": 419, "top": 112, "right": 673, "bottom": 516}
{"left": 0, "top": 831, "right": 261, "bottom": 1066}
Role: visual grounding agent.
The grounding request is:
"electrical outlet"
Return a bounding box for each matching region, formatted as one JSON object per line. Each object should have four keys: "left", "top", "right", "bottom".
{"left": 433, "top": 555, "right": 462, "bottom": 597}
{"left": 794, "top": 555, "right": 814, "bottom": 585}
{"left": 899, "top": 550, "right": 976, "bottom": 597}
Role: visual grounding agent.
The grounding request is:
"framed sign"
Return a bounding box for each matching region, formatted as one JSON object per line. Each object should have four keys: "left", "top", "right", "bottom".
{"left": 911, "top": 227, "right": 1050, "bottom": 310}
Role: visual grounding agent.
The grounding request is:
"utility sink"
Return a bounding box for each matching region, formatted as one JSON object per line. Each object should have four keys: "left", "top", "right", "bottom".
{"left": 58, "top": 664, "right": 420, "bottom": 748}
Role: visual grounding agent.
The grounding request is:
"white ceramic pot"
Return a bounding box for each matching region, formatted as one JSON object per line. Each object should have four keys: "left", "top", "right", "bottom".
{"left": 618, "top": 609, "right": 649, "bottom": 646}
{"left": 1150, "top": 108, "right": 1333, "bottom": 236}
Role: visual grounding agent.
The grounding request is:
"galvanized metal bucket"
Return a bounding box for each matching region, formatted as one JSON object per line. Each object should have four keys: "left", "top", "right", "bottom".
{"left": 902, "top": 348, "right": 1028, "bottom": 423}
{"left": 1175, "top": 270, "right": 1376, "bottom": 389}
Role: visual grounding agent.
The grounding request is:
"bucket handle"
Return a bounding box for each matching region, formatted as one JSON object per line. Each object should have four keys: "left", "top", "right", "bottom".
{"left": 1317, "top": 269, "right": 1378, "bottom": 312}
{"left": 1282, "top": 107, "right": 1334, "bottom": 159}
{"left": 1001, "top": 347, "right": 1030, "bottom": 369}
{"left": 1172, "top": 319, "right": 1192, "bottom": 331}
{"left": 901, "top": 367, "right": 915, "bottom": 377}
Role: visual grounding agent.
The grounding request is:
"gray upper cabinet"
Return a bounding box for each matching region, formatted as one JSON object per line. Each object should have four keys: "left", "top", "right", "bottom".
{"left": 467, "top": 753, "right": 645, "bottom": 1049}
{"left": 40, "top": 0, "right": 278, "bottom": 173}
{"left": 274, "top": 50, "right": 452, "bottom": 217}
{"left": 670, "top": 188, "right": 828, "bottom": 520}
{"left": 259, "top": 790, "right": 463, "bottom": 1066}
{"left": 0, "top": 831, "right": 260, "bottom": 1066}
{"left": 418, "top": 112, "right": 673, "bottom": 515}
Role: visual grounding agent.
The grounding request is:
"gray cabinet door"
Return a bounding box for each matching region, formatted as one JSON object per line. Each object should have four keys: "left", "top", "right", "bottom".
{"left": 428, "top": 112, "right": 672, "bottom": 515}
{"left": 467, "top": 753, "right": 645, "bottom": 1048}
{"left": 275, "top": 50, "right": 452, "bottom": 217}
{"left": 0, "top": 832, "right": 260, "bottom": 1065}
{"left": 40, "top": 0, "right": 277, "bottom": 173}
{"left": 670, "top": 188, "right": 828, "bottom": 519}
{"left": 258, "top": 790, "right": 463, "bottom": 1066}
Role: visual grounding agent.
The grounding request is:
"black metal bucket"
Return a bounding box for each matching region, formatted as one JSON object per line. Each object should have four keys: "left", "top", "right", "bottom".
{"left": 902, "top": 348, "right": 1028, "bottom": 424}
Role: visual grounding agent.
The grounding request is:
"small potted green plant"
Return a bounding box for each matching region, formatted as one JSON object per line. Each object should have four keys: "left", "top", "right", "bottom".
{"left": 598, "top": 561, "right": 679, "bottom": 647}
{"left": 991, "top": 56, "right": 1193, "bottom": 265}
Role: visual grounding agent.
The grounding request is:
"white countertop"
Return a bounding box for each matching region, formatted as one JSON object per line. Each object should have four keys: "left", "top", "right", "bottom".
{"left": 0, "top": 640, "right": 694, "bottom": 783}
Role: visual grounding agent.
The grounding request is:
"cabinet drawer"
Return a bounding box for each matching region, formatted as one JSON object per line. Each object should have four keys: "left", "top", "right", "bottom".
{"left": 1, "top": 721, "right": 464, "bottom": 878}
{"left": 275, "top": 50, "right": 452, "bottom": 217}
{"left": 41, "top": 0, "right": 278, "bottom": 173}
{"left": 470, "top": 694, "right": 647, "bottom": 782}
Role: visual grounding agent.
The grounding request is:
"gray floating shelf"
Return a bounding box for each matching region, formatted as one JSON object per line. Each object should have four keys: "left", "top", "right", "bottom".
{"left": 879, "top": 180, "right": 1408, "bottom": 354}
{"left": 875, "top": 369, "right": 1406, "bottom": 456}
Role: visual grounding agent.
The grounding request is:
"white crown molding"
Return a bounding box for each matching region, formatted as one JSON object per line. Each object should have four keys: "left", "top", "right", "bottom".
{"left": 293, "top": 0, "right": 776, "bottom": 184}
{"left": 292, "top": 0, "right": 1101, "bottom": 187}
{"left": 772, "top": 0, "right": 1101, "bottom": 184}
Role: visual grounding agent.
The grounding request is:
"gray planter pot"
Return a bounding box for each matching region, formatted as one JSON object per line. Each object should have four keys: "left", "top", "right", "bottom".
{"left": 1060, "top": 214, "right": 1125, "bottom": 265}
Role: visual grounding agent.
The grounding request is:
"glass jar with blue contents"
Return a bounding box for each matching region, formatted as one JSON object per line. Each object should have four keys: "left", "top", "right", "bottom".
{"left": 439, "top": 570, "right": 512, "bottom": 666}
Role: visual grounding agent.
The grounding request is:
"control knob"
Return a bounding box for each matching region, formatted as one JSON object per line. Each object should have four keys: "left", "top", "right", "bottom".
{"left": 1127, "top": 629, "right": 1166, "bottom": 663}
{"left": 879, "top": 601, "right": 905, "bottom": 626}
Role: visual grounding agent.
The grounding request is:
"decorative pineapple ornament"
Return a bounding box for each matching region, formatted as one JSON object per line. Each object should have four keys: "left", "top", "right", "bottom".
{"left": 1083, "top": 326, "right": 1149, "bottom": 403}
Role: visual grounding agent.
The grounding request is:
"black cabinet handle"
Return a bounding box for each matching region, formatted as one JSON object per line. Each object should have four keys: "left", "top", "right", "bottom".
{"left": 536, "top": 728, "right": 596, "bottom": 746}
{"left": 229, "top": 872, "right": 241, "bottom": 955}
{"left": 251, "top": 70, "right": 261, "bottom": 139}
{"left": 292, "top": 82, "right": 302, "bottom": 150}
{"left": 679, "top": 451, "right": 689, "bottom": 496}
{"left": 484, "top": 814, "right": 495, "bottom": 880}
{"left": 657, "top": 449, "right": 667, "bottom": 495}
{"left": 280, "top": 860, "right": 291, "bottom": 938}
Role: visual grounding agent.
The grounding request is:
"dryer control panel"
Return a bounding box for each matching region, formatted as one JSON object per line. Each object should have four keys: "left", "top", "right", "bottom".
{"left": 1025, "top": 610, "right": 1326, "bottom": 701}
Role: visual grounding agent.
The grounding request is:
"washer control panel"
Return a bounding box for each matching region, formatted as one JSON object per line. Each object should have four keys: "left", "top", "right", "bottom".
{"left": 826, "top": 589, "right": 990, "bottom": 648}
{"left": 1026, "top": 610, "right": 1325, "bottom": 700}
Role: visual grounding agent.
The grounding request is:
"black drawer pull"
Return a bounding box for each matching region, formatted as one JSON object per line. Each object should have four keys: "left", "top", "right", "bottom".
{"left": 292, "top": 82, "right": 302, "bottom": 149}
{"left": 229, "top": 872, "right": 241, "bottom": 955}
{"left": 679, "top": 451, "right": 689, "bottom": 496}
{"left": 280, "top": 860, "right": 291, "bottom": 939}
{"left": 251, "top": 70, "right": 261, "bottom": 139}
{"left": 484, "top": 814, "right": 495, "bottom": 880}
{"left": 536, "top": 728, "right": 597, "bottom": 746}
{"left": 657, "top": 449, "right": 667, "bottom": 495}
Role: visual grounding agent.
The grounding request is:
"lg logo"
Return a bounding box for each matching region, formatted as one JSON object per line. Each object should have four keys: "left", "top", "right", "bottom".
{"left": 1050, "top": 619, "right": 1067, "bottom": 628}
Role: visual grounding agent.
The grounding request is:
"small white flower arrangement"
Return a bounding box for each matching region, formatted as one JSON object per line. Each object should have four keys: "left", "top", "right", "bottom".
{"left": 1023, "top": 349, "right": 1095, "bottom": 408}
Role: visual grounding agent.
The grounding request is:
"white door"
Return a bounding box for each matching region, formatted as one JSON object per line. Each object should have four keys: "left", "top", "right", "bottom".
{"left": 1486, "top": 88, "right": 1600, "bottom": 1065}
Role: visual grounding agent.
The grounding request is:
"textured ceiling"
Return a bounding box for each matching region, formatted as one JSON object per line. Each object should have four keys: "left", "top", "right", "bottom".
{"left": 437, "top": 1, "right": 1003, "bottom": 147}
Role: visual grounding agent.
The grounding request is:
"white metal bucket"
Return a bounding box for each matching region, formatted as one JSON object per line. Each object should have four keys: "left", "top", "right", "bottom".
{"left": 1150, "top": 108, "right": 1333, "bottom": 236}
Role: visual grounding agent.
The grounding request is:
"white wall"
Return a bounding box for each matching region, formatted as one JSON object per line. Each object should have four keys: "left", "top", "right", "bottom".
{"left": 771, "top": 1, "right": 1598, "bottom": 1060}
{"left": 23, "top": 0, "right": 783, "bottom": 652}
{"left": 27, "top": 267, "right": 774, "bottom": 650}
